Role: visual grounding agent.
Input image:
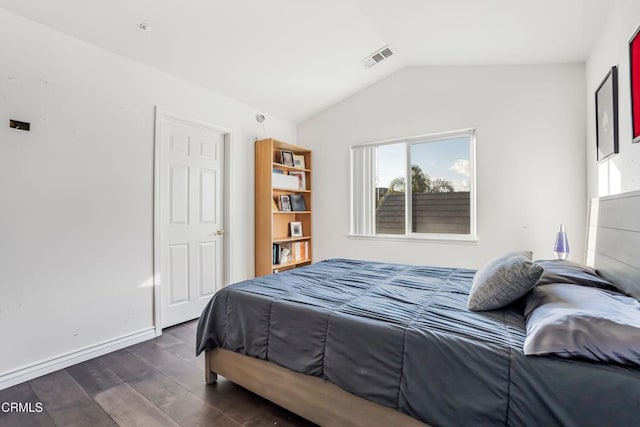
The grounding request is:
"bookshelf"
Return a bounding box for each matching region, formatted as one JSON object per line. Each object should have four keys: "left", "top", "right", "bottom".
{"left": 255, "top": 138, "right": 312, "bottom": 277}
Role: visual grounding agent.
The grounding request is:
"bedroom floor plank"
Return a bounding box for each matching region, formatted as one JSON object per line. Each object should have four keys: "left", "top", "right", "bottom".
{"left": 164, "top": 322, "right": 197, "bottom": 343}
{"left": 195, "top": 380, "right": 269, "bottom": 424}
{"left": 97, "top": 349, "right": 158, "bottom": 383}
{"left": 127, "top": 340, "right": 205, "bottom": 393}
{"left": 156, "top": 321, "right": 203, "bottom": 370}
{"left": 243, "top": 402, "right": 317, "bottom": 427}
{"left": 156, "top": 390, "right": 239, "bottom": 427}
{"left": 29, "top": 370, "right": 116, "bottom": 427}
{"left": 127, "top": 333, "right": 274, "bottom": 424}
{"left": 153, "top": 331, "right": 184, "bottom": 349}
{"left": 94, "top": 383, "right": 179, "bottom": 427}
{"left": 66, "top": 358, "right": 124, "bottom": 397}
{"left": 97, "top": 349, "right": 190, "bottom": 407}
{"left": 126, "top": 340, "right": 263, "bottom": 423}
{"left": 158, "top": 340, "right": 205, "bottom": 370}
{"left": 0, "top": 383, "right": 55, "bottom": 427}
{"left": 0, "top": 320, "right": 313, "bottom": 427}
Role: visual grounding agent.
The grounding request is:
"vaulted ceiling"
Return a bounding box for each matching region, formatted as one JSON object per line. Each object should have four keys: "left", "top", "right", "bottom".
{"left": 0, "top": 0, "right": 614, "bottom": 122}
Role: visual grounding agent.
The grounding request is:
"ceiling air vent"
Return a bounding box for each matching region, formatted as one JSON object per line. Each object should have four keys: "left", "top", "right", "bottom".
{"left": 362, "top": 46, "right": 394, "bottom": 68}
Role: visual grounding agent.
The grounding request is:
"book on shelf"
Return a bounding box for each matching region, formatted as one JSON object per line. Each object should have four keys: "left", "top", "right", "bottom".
{"left": 274, "top": 242, "right": 297, "bottom": 264}
{"left": 294, "top": 242, "right": 301, "bottom": 261}
{"left": 273, "top": 243, "right": 281, "bottom": 265}
{"left": 291, "top": 241, "right": 308, "bottom": 261}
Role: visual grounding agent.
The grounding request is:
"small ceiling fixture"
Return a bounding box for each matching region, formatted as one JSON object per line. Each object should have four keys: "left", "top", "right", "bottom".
{"left": 362, "top": 45, "right": 394, "bottom": 68}
{"left": 139, "top": 23, "right": 151, "bottom": 30}
{"left": 256, "top": 114, "right": 268, "bottom": 140}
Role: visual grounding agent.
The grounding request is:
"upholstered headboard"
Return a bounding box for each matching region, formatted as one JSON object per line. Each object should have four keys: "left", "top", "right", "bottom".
{"left": 589, "top": 190, "right": 640, "bottom": 300}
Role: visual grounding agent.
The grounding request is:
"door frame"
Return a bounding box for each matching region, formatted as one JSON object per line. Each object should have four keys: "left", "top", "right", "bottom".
{"left": 153, "top": 107, "right": 232, "bottom": 336}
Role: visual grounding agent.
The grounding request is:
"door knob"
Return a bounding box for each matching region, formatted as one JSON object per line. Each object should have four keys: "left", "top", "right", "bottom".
{"left": 216, "top": 228, "right": 225, "bottom": 235}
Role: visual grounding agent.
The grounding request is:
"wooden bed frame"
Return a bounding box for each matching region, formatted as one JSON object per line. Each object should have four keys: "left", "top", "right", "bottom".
{"left": 204, "top": 190, "right": 640, "bottom": 427}
{"left": 205, "top": 348, "right": 424, "bottom": 427}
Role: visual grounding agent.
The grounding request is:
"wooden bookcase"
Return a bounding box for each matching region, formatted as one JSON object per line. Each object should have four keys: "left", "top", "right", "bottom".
{"left": 255, "top": 138, "right": 312, "bottom": 277}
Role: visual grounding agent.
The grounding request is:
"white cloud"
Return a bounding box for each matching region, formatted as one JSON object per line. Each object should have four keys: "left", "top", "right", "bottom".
{"left": 377, "top": 167, "right": 404, "bottom": 188}
{"left": 449, "top": 159, "right": 470, "bottom": 177}
{"left": 453, "top": 180, "right": 469, "bottom": 191}
{"left": 431, "top": 176, "right": 469, "bottom": 192}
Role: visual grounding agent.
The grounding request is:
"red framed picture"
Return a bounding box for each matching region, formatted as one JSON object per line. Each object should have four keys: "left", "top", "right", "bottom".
{"left": 631, "top": 25, "right": 640, "bottom": 143}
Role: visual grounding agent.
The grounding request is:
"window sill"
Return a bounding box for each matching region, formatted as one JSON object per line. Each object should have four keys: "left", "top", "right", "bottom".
{"left": 347, "top": 234, "right": 478, "bottom": 245}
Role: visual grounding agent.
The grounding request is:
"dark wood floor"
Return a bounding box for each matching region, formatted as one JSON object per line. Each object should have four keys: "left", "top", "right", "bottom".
{"left": 0, "top": 320, "right": 315, "bottom": 427}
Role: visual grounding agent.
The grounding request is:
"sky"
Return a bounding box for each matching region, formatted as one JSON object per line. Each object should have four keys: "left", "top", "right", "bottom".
{"left": 376, "top": 136, "right": 470, "bottom": 191}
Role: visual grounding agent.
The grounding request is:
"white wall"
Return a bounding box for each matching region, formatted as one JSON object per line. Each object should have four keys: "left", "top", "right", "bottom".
{"left": 298, "top": 65, "right": 586, "bottom": 269}
{"left": 0, "top": 9, "right": 295, "bottom": 382}
{"left": 586, "top": 0, "right": 640, "bottom": 198}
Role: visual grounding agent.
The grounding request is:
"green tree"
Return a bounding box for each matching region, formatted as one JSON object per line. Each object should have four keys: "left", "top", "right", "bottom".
{"left": 387, "top": 165, "right": 455, "bottom": 193}
{"left": 388, "top": 165, "right": 431, "bottom": 193}
{"left": 387, "top": 176, "right": 405, "bottom": 193}
{"left": 430, "top": 178, "right": 455, "bottom": 192}
{"left": 411, "top": 164, "right": 430, "bottom": 192}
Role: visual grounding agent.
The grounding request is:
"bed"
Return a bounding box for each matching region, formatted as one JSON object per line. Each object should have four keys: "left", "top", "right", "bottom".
{"left": 196, "top": 190, "right": 640, "bottom": 426}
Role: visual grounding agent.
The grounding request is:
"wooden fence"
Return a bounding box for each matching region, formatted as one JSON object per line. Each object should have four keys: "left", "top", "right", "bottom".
{"left": 376, "top": 192, "right": 470, "bottom": 234}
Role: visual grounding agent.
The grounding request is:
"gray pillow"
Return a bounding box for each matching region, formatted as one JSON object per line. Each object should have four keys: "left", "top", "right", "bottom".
{"left": 524, "top": 283, "right": 640, "bottom": 366}
{"left": 535, "top": 259, "right": 616, "bottom": 291}
{"left": 467, "top": 251, "right": 543, "bottom": 311}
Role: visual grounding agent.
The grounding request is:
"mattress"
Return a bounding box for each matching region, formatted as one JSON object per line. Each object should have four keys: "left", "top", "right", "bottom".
{"left": 196, "top": 258, "right": 640, "bottom": 426}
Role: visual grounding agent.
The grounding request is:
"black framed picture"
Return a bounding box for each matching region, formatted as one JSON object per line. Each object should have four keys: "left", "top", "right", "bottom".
{"left": 281, "top": 150, "right": 294, "bottom": 167}
{"left": 290, "top": 194, "right": 307, "bottom": 211}
{"left": 280, "top": 195, "right": 292, "bottom": 211}
{"left": 595, "top": 66, "right": 619, "bottom": 162}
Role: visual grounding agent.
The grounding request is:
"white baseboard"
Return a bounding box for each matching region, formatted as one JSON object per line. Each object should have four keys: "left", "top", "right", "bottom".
{"left": 0, "top": 327, "right": 157, "bottom": 390}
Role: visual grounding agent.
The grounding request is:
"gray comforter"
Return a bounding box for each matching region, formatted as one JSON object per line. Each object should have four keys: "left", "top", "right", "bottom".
{"left": 196, "top": 259, "right": 640, "bottom": 426}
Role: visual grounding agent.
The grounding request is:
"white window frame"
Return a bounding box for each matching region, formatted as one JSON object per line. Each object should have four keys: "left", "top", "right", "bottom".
{"left": 349, "top": 128, "right": 477, "bottom": 243}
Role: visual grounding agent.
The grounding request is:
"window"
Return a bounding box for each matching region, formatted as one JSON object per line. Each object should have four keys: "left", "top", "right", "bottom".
{"left": 351, "top": 129, "right": 476, "bottom": 240}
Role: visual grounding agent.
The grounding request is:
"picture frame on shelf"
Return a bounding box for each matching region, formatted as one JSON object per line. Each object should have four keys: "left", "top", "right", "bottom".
{"left": 288, "top": 171, "right": 306, "bottom": 190}
{"left": 280, "top": 195, "right": 292, "bottom": 211}
{"left": 280, "top": 245, "right": 292, "bottom": 263}
{"left": 290, "top": 194, "right": 307, "bottom": 211}
{"left": 290, "top": 221, "right": 303, "bottom": 237}
{"left": 595, "top": 66, "right": 619, "bottom": 161}
{"left": 281, "top": 150, "right": 294, "bottom": 167}
{"left": 630, "top": 25, "right": 640, "bottom": 143}
{"left": 293, "top": 154, "right": 306, "bottom": 169}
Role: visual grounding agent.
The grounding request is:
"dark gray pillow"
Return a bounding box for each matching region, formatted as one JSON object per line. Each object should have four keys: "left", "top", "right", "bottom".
{"left": 467, "top": 251, "right": 543, "bottom": 311}
{"left": 524, "top": 283, "right": 640, "bottom": 366}
{"left": 535, "top": 259, "right": 616, "bottom": 291}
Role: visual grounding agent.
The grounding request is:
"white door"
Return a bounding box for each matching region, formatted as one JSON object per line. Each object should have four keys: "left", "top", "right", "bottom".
{"left": 157, "top": 113, "right": 226, "bottom": 328}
